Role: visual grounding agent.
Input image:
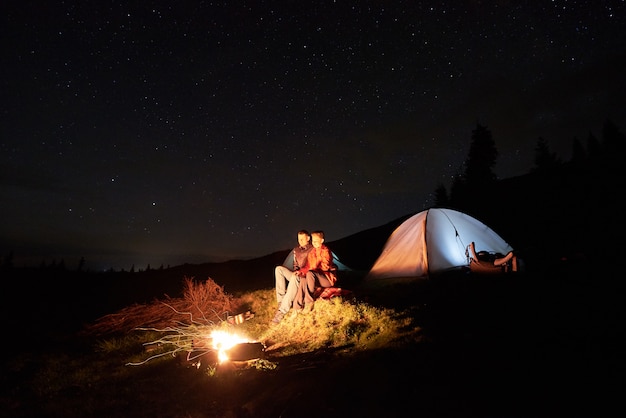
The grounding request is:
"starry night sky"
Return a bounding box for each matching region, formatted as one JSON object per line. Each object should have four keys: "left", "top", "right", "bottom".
{"left": 2, "top": 1, "right": 625, "bottom": 271}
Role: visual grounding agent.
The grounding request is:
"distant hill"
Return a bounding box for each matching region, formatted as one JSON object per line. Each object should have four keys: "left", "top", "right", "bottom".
{"left": 151, "top": 214, "right": 411, "bottom": 294}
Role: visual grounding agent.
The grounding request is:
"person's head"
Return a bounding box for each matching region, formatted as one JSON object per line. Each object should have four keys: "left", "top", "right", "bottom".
{"left": 311, "top": 230, "right": 325, "bottom": 248}
{"left": 297, "top": 230, "right": 311, "bottom": 247}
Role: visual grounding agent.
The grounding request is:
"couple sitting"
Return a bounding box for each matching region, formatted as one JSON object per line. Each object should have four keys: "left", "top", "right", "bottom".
{"left": 272, "top": 229, "right": 337, "bottom": 324}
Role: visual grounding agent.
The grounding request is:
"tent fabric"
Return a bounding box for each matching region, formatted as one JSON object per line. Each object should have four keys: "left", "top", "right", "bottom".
{"left": 365, "top": 208, "right": 513, "bottom": 281}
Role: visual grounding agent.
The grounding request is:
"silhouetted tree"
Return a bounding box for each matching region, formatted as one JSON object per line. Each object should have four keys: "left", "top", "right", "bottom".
{"left": 447, "top": 124, "right": 498, "bottom": 210}
{"left": 571, "top": 136, "right": 587, "bottom": 164}
{"left": 602, "top": 118, "right": 626, "bottom": 155}
{"left": 586, "top": 132, "right": 601, "bottom": 160}
{"left": 599, "top": 119, "right": 625, "bottom": 197}
{"left": 434, "top": 183, "right": 449, "bottom": 207}
{"left": 449, "top": 173, "right": 466, "bottom": 205}
{"left": 77, "top": 257, "right": 85, "bottom": 272}
{"left": 464, "top": 123, "right": 498, "bottom": 186}
{"left": 532, "top": 137, "right": 560, "bottom": 172}
{"left": 1, "top": 251, "right": 14, "bottom": 271}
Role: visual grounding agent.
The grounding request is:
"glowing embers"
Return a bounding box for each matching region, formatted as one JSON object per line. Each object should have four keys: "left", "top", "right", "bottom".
{"left": 192, "top": 329, "right": 265, "bottom": 365}
{"left": 210, "top": 330, "right": 253, "bottom": 363}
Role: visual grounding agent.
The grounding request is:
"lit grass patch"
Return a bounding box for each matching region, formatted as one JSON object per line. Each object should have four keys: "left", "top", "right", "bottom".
{"left": 260, "top": 291, "right": 420, "bottom": 356}
{"left": 85, "top": 281, "right": 422, "bottom": 367}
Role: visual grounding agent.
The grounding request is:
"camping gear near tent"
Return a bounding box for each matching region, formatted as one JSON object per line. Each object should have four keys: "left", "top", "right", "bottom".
{"left": 365, "top": 208, "right": 514, "bottom": 282}
{"left": 467, "top": 241, "right": 518, "bottom": 274}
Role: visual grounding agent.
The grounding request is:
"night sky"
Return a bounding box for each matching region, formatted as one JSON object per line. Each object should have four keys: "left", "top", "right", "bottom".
{"left": 2, "top": 1, "right": 625, "bottom": 271}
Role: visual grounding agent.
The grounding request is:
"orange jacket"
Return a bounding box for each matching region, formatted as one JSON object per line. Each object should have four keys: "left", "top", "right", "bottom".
{"left": 306, "top": 244, "right": 337, "bottom": 286}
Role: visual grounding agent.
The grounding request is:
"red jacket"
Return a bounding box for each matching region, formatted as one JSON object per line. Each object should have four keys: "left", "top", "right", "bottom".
{"left": 306, "top": 244, "right": 338, "bottom": 286}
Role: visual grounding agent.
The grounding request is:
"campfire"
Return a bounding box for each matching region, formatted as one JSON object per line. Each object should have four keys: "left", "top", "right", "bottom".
{"left": 189, "top": 328, "right": 266, "bottom": 370}
{"left": 128, "top": 322, "right": 268, "bottom": 371}
{"left": 207, "top": 330, "right": 261, "bottom": 363}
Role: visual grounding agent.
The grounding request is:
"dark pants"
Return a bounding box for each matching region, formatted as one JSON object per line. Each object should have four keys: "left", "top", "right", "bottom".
{"left": 294, "top": 270, "right": 333, "bottom": 309}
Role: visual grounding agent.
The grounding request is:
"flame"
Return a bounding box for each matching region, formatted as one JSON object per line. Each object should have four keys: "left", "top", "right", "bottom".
{"left": 210, "top": 330, "right": 250, "bottom": 363}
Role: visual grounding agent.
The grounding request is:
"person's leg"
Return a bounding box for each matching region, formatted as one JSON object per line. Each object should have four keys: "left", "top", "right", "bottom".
{"left": 303, "top": 271, "right": 332, "bottom": 305}
{"left": 317, "top": 275, "right": 333, "bottom": 289}
{"left": 301, "top": 272, "right": 334, "bottom": 313}
{"left": 275, "top": 265, "right": 291, "bottom": 305}
{"left": 293, "top": 278, "right": 306, "bottom": 310}
{"left": 278, "top": 272, "right": 300, "bottom": 314}
{"left": 302, "top": 271, "right": 317, "bottom": 306}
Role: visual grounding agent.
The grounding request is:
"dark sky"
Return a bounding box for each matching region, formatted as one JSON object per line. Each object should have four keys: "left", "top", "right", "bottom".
{"left": 2, "top": 1, "right": 625, "bottom": 271}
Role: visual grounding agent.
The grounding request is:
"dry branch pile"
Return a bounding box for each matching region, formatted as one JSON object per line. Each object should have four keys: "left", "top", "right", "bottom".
{"left": 84, "top": 277, "right": 238, "bottom": 336}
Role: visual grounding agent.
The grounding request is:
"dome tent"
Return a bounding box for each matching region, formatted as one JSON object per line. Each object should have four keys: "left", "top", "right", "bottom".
{"left": 365, "top": 208, "right": 514, "bottom": 282}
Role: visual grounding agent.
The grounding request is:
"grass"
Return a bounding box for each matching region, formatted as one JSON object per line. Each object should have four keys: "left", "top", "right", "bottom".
{"left": 5, "top": 265, "right": 620, "bottom": 418}
{"left": 259, "top": 294, "right": 418, "bottom": 354}
{"left": 88, "top": 279, "right": 422, "bottom": 368}
{"left": 0, "top": 277, "right": 425, "bottom": 417}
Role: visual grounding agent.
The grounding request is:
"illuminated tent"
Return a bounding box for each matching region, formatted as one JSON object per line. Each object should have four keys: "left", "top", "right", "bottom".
{"left": 365, "top": 208, "right": 514, "bottom": 282}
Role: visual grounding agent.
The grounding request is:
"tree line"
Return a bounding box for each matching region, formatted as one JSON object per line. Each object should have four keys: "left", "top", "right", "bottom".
{"left": 433, "top": 118, "right": 625, "bottom": 265}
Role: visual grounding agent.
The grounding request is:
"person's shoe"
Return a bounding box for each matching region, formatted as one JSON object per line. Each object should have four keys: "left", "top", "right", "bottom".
{"left": 271, "top": 310, "right": 285, "bottom": 325}
{"left": 302, "top": 303, "right": 314, "bottom": 314}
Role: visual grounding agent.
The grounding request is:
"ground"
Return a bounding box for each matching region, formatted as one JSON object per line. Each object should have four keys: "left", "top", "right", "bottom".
{"left": 1, "top": 260, "right": 624, "bottom": 418}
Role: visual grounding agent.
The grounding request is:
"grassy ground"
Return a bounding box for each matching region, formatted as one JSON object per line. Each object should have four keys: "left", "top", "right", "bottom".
{"left": 1, "top": 261, "right": 624, "bottom": 418}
